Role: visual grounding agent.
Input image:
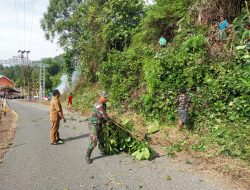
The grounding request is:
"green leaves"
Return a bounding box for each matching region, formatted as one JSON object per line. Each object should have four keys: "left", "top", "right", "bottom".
{"left": 182, "top": 34, "right": 206, "bottom": 53}
{"left": 41, "top": 0, "right": 79, "bottom": 44}
{"left": 131, "top": 147, "right": 151, "bottom": 160}
{"left": 147, "top": 120, "right": 160, "bottom": 134}
{"left": 236, "top": 45, "right": 247, "bottom": 50}
{"left": 103, "top": 122, "right": 152, "bottom": 160}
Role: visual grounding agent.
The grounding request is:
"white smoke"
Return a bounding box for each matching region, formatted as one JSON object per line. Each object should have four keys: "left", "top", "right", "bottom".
{"left": 145, "top": 0, "right": 155, "bottom": 5}
{"left": 56, "top": 74, "right": 69, "bottom": 94}
{"left": 72, "top": 70, "right": 80, "bottom": 86}
{"left": 56, "top": 70, "right": 80, "bottom": 94}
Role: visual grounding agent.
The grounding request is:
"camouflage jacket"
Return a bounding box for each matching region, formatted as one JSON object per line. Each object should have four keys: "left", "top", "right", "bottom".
{"left": 90, "top": 103, "right": 109, "bottom": 125}
{"left": 177, "top": 94, "right": 189, "bottom": 112}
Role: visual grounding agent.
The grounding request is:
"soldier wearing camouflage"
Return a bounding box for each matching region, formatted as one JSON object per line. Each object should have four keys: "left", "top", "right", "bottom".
{"left": 85, "top": 92, "right": 110, "bottom": 164}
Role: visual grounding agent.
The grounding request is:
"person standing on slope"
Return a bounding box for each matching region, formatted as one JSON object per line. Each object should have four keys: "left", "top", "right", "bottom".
{"left": 176, "top": 89, "right": 190, "bottom": 130}
{"left": 67, "top": 93, "right": 73, "bottom": 112}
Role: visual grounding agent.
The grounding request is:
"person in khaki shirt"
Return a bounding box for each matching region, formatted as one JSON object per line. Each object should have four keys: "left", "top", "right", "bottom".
{"left": 50, "top": 89, "right": 66, "bottom": 145}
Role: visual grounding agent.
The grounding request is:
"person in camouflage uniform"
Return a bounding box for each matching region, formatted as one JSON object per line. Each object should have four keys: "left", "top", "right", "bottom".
{"left": 85, "top": 92, "right": 111, "bottom": 164}
{"left": 176, "top": 89, "right": 190, "bottom": 130}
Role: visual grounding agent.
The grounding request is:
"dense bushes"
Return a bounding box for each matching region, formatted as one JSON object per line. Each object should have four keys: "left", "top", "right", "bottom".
{"left": 42, "top": 0, "right": 249, "bottom": 162}
{"left": 100, "top": 9, "right": 250, "bottom": 161}
{"left": 101, "top": 48, "right": 144, "bottom": 106}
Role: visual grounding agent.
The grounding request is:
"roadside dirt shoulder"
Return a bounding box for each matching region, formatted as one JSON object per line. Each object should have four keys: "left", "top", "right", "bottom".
{"left": 150, "top": 130, "right": 250, "bottom": 190}
{"left": 0, "top": 110, "right": 18, "bottom": 162}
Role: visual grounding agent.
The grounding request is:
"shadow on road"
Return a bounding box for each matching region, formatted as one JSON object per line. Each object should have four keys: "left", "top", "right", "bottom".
{"left": 63, "top": 134, "right": 89, "bottom": 142}
{"left": 92, "top": 154, "right": 109, "bottom": 161}
{"left": 0, "top": 143, "right": 26, "bottom": 150}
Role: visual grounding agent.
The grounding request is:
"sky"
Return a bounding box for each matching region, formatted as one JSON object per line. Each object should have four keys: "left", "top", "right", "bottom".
{"left": 0, "top": 0, "right": 62, "bottom": 61}
{"left": 0, "top": 0, "right": 155, "bottom": 62}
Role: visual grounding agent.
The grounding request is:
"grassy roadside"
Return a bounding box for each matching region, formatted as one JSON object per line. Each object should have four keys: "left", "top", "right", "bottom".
{"left": 107, "top": 110, "right": 250, "bottom": 188}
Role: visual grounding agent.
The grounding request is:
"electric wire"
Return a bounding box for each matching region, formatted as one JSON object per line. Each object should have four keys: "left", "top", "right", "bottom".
{"left": 14, "top": 0, "right": 20, "bottom": 50}
{"left": 29, "top": 0, "right": 36, "bottom": 51}
{"left": 24, "top": 0, "right": 26, "bottom": 49}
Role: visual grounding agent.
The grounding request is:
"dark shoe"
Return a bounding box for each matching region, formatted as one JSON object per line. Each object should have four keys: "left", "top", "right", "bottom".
{"left": 51, "top": 142, "right": 58, "bottom": 145}
{"left": 85, "top": 156, "right": 92, "bottom": 164}
{"left": 56, "top": 138, "right": 64, "bottom": 144}
{"left": 57, "top": 140, "right": 64, "bottom": 144}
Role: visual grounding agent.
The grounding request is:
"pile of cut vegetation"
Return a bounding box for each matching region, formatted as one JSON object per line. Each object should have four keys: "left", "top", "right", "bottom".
{"left": 103, "top": 121, "right": 153, "bottom": 160}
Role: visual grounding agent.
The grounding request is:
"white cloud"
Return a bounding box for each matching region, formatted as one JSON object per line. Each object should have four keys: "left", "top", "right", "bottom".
{"left": 0, "top": 0, "right": 62, "bottom": 61}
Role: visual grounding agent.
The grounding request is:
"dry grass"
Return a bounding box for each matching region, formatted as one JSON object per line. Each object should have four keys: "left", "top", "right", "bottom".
{"left": 0, "top": 109, "right": 18, "bottom": 160}
{"left": 111, "top": 112, "right": 250, "bottom": 188}
{"left": 183, "top": 150, "right": 250, "bottom": 189}
{"left": 149, "top": 127, "right": 250, "bottom": 189}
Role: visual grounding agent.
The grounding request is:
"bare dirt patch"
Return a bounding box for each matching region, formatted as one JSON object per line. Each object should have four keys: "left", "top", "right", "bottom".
{"left": 0, "top": 110, "right": 18, "bottom": 161}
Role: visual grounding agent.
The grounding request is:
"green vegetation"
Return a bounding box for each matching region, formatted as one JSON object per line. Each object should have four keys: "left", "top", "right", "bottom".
{"left": 0, "top": 64, "right": 39, "bottom": 95}
{"left": 41, "top": 56, "right": 64, "bottom": 93}
{"left": 41, "top": 0, "right": 249, "bottom": 162}
{"left": 0, "top": 55, "right": 67, "bottom": 95}
{"left": 103, "top": 122, "right": 152, "bottom": 160}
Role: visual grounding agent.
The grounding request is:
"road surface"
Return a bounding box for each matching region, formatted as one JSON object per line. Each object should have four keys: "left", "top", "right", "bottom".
{"left": 0, "top": 100, "right": 235, "bottom": 190}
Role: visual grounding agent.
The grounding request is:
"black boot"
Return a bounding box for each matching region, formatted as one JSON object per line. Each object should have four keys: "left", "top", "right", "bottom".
{"left": 85, "top": 148, "right": 93, "bottom": 164}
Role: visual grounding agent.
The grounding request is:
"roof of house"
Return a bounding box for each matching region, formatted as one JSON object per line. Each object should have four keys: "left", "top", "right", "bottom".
{"left": 0, "top": 86, "right": 19, "bottom": 93}
{"left": 0, "top": 74, "right": 15, "bottom": 84}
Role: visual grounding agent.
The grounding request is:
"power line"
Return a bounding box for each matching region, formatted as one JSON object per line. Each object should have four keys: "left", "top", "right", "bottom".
{"left": 24, "top": 0, "right": 26, "bottom": 49}
{"left": 29, "top": 0, "right": 36, "bottom": 50}
{"left": 14, "top": 0, "right": 20, "bottom": 50}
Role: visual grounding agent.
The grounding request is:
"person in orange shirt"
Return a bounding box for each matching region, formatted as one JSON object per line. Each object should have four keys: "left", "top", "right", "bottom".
{"left": 50, "top": 89, "right": 66, "bottom": 145}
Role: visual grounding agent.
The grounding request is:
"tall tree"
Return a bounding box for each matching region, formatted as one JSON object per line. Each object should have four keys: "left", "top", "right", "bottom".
{"left": 41, "top": 0, "right": 144, "bottom": 82}
{"left": 40, "top": 0, "right": 80, "bottom": 48}
{"left": 102, "top": 0, "right": 144, "bottom": 51}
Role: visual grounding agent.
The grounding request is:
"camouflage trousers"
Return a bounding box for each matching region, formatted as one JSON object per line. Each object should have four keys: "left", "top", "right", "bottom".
{"left": 87, "top": 122, "right": 104, "bottom": 151}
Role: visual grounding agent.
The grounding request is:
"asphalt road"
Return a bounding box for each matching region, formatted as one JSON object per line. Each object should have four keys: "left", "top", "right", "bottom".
{"left": 0, "top": 100, "right": 235, "bottom": 190}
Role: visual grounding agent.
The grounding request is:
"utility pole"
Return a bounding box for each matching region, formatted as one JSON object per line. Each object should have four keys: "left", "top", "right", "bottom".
{"left": 39, "top": 63, "right": 47, "bottom": 99}
{"left": 18, "top": 50, "right": 30, "bottom": 96}
{"left": 1, "top": 53, "right": 47, "bottom": 100}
